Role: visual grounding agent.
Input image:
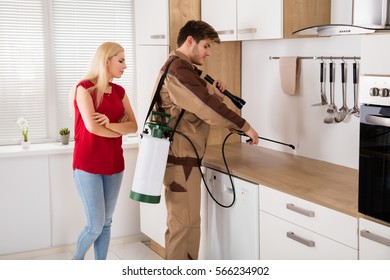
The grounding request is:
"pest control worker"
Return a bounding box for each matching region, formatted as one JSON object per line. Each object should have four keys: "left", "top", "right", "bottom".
{"left": 153, "top": 20, "right": 259, "bottom": 260}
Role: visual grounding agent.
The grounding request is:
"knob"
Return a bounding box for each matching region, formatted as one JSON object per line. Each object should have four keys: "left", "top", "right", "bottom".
{"left": 370, "top": 87, "right": 379, "bottom": 96}
{"left": 380, "top": 88, "right": 390, "bottom": 97}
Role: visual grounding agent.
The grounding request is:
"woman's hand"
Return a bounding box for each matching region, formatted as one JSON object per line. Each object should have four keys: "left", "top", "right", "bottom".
{"left": 92, "top": 112, "right": 110, "bottom": 127}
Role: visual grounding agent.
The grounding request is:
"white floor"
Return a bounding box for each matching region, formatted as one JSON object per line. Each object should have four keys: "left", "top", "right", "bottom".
{"left": 0, "top": 238, "right": 163, "bottom": 260}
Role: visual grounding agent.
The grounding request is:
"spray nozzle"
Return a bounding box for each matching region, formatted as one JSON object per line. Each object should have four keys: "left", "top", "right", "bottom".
{"left": 236, "top": 130, "right": 295, "bottom": 150}
{"left": 147, "top": 111, "right": 172, "bottom": 138}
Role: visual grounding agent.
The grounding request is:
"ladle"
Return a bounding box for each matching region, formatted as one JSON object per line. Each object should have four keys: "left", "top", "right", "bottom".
{"left": 335, "top": 62, "right": 348, "bottom": 122}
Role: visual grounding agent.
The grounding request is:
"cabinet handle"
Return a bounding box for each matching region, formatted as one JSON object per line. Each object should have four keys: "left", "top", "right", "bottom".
{"left": 237, "top": 28, "right": 257, "bottom": 34}
{"left": 360, "top": 230, "right": 390, "bottom": 247}
{"left": 150, "top": 35, "right": 166, "bottom": 39}
{"left": 286, "top": 203, "right": 315, "bottom": 217}
{"left": 287, "top": 231, "right": 315, "bottom": 247}
{"left": 217, "top": 30, "right": 235, "bottom": 35}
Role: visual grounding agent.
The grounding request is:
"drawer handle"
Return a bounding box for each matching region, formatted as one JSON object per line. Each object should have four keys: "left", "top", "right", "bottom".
{"left": 237, "top": 27, "right": 257, "bottom": 34}
{"left": 286, "top": 203, "right": 315, "bottom": 217}
{"left": 360, "top": 230, "right": 390, "bottom": 247}
{"left": 287, "top": 231, "right": 315, "bottom": 247}
{"left": 217, "top": 30, "right": 235, "bottom": 35}
{"left": 150, "top": 34, "right": 166, "bottom": 39}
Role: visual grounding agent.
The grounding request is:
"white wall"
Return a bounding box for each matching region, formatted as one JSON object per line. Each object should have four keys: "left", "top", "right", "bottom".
{"left": 242, "top": 35, "right": 363, "bottom": 169}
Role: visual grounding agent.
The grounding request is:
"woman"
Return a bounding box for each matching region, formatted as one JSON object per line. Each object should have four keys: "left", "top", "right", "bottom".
{"left": 72, "top": 42, "right": 137, "bottom": 260}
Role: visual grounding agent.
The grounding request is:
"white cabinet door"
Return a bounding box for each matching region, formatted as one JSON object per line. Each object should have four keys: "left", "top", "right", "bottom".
{"left": 201, "top": 0, "right": 236, "bottom": 41}
{"left": 359, "top": 218, "right": 390, "bottom": 260}
{"left": 201, "top": 0, "right": 283, "bottom": 41}
{"left": 140, "top": 188, "right": 167, "bottom": 247}
{"left": 135, "top": 0, "right": 169, "bottom": 45}
{"left": 260, "top": 211, "right": 358, "bottom": 260}
{"left": 0, "top": 156, "right": 51, "bottom": 255}
{"left": 207, "top": 169, "right": 259, "bottom": 259}
{"left": 135, "top": 45, "right": 169, "bottom": 130}
{"left": 260, "top": 185, "right": 358, "bottom": 249}
{"left": 237, "top": 0, "right": 282, "bottom": 40}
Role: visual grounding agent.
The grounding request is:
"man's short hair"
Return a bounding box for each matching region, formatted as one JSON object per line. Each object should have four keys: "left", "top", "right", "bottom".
{"left": 177, "top": 20, "right": 220, "bottom": 47}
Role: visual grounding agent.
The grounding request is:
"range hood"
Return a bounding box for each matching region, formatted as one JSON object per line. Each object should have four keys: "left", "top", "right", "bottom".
{"left": 293, "top": 0, "right": 390, "bottom": 36}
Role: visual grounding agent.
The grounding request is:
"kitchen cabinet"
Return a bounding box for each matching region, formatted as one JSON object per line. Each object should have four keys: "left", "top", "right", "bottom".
{"left": 0, "top": 156, "right": 51, "bottom": 255}
{"left": 134, "top": 0, "right": 169, "bottom": 127}
{"left": 134, "top": 0, "right": 169, "bottom": 45}
{"left": 50, "top": 150, "right": 140, "bottom": 247}
{"left": 359, "top": 218, "right": 390, "bottom": 259}
{"left": 201, "top": 0, "right": 282, "bottom": 41}
{"left": 0, "top": 146, "right": 140, "bottom": 256}
{"left": 135, "top": 0, "right": 169, "bottom": 256}
{"left": 201, "top": 0, "right": 330, "bottom": 40}
{"left": 206, "top": 168, "right": 259, "bottom": 259}
{"left": 259, "top": 185, "right": 358, "bottom": 259}
{"left": 135, "top": 45, "right": 169, "bottom": 126}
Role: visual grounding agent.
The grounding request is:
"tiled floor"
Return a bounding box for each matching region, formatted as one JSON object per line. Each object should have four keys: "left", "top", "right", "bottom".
{"left": 0, "top": 239, "right": 163, "bottom": 260}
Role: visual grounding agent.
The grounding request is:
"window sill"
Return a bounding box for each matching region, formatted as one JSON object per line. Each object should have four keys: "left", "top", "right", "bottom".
{"left": 0, "top": 137, "right": 139, "bottom": 159}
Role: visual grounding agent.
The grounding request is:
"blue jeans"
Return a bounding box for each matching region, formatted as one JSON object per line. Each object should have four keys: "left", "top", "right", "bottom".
{"left": 73, "top": 169, "right": 123, "bottom": 260}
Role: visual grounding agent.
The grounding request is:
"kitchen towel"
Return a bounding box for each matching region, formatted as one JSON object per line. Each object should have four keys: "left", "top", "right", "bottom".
{"left": 279, "top": 56, "right": 301, "bottom": 95}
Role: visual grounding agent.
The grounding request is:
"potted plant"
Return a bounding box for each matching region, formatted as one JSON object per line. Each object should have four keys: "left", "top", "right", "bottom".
{"left": 59, "top": 128, "right": 70, "bottom": 145}
{"left": 17, "top": 117, "right": 30, "bottom": 149}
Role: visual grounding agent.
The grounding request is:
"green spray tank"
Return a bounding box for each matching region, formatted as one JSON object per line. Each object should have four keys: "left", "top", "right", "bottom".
{"left": 130, "top": 111, "right": 172, "bottom": 203}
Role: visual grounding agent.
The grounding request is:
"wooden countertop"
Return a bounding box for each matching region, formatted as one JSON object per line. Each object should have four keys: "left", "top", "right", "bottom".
{"left": 203, "top": 143, "right": 359, "bottom": 217}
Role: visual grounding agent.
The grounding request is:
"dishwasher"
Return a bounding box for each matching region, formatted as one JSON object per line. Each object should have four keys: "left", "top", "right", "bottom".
{"left": 206, "top": 168, "right": 259, "bottom": 260}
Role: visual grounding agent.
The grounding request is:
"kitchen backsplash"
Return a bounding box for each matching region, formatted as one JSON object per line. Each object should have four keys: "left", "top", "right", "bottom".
{"left": 242, "top": 35, "right": 362, "bottom": 169}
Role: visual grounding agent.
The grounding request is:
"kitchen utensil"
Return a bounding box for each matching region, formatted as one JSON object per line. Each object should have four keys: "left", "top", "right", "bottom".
{"left": 312, "top": 62, "right": 328, "bottom": 106}
{"left": 335, "top": 62, "right": 348, "bottom": 122}
{"left": 324, "top": 62, "right": 337, "bottom": 124}
{"left": 348, "top": 62, "right": 360, "bottom": 117}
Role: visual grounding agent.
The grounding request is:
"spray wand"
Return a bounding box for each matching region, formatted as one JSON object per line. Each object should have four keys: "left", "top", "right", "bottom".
{"left": 237, "top": 131, "right": 295, "bottom": 150}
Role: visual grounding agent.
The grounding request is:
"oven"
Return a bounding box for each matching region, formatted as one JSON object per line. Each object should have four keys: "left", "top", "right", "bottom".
{"left": 359, "top": 76, "right": 390, "bottom": 223}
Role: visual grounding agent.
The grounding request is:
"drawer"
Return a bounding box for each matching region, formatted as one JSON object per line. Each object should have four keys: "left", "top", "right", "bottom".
{"left": 359, "top": 218, "right": 390, "bottom": 260}
{"left": 260, "top": 211, "right": 358, "bottom": 260}
{"left": 259, "top": 185, "right": 358, "bottom": 249}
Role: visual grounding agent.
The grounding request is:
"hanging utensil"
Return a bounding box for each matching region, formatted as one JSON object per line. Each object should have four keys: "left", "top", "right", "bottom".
{"left": 312, "top": 62, "right": 328, "bottom": 106}
{"left": 335, "top": 61, "right": 348, "bottom": 122}
{"left": 348, "top": 61, "right": 360, "bottom": 117}
{"left": 324, "top": 61, "right": 337, "bottom": 124}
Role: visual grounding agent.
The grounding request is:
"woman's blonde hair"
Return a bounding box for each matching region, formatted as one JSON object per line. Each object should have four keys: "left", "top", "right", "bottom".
{"left": 82, "top": 41, "right": 124, "bottom": 107}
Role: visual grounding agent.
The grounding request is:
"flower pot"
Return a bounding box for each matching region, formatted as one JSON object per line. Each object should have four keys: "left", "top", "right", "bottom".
{"left": 61, "top": 134, "right": 70, "bottom": 145}
{"left": 21, "top": 140, "right": 30, "bottom": 149}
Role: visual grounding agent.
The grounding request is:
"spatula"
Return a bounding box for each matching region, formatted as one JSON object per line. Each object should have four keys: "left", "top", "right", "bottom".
{"left": 312, "top": 62, "right": 328, "bottom": 106}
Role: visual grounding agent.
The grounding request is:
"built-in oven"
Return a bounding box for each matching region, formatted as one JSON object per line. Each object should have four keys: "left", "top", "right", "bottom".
{"left": 359, "top": 76, "right": 390, "bottom": 223}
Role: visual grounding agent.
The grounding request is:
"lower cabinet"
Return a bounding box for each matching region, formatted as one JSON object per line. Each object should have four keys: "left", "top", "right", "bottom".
{"left": 0, "top": 156, "right": 51, "bottom": 255}
{"left": 259, "top": 185, "right": 358, "bottom": 260}
{"left": 359, "top": 218, "right": 390, "bottom": 259}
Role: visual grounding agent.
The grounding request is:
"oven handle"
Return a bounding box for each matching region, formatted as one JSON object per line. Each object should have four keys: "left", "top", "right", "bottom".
{"left": 365, "top": 114, "right": 390, "bottom": 127}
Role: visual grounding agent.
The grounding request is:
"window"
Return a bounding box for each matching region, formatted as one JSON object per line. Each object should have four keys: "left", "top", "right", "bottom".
{"left": 0, "top": 0, "right": 136, "bottom": 145}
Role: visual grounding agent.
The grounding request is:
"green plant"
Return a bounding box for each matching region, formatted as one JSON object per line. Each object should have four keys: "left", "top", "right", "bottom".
{"left": 17, "top": 117, "right": 29, "bottom": 142}
{"left": 59, "top": 127, "right": 70, "bottom": 135}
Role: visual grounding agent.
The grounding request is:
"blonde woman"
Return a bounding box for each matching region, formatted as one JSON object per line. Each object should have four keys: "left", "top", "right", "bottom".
{"left": 72, "top": 42, "right": 137, "bottom": 260}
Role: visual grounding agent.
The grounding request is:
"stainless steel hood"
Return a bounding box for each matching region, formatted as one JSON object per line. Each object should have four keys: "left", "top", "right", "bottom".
{"left": 293, "top": 0, "right": 390, "bottom": 36}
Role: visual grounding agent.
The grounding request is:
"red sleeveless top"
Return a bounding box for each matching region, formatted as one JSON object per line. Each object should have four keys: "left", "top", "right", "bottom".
{"left": 73, "top": 80, "right": 125, "bottom": 175}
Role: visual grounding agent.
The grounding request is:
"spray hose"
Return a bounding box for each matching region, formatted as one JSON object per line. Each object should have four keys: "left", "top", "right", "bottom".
{"left": 174, "top": 130, "right": 295, "bottom": 208}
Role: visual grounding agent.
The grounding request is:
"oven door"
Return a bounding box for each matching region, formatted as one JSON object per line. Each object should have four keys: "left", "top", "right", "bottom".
{"left": 359, "top": 104, "right": 390, "bottom": 223}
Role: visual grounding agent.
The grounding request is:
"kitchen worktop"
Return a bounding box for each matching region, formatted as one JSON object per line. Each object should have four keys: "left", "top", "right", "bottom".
{"left": 203, "top": 143, "right": 359, "bottom": 217}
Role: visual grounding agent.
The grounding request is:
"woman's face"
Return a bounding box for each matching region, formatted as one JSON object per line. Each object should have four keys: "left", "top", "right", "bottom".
{"left": 107, "top": 51, "right": 127, "bottom": 80}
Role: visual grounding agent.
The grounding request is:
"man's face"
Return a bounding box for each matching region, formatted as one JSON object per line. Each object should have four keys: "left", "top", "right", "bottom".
{"left": 189, "top": 38, "right": 212, "bottom": 66}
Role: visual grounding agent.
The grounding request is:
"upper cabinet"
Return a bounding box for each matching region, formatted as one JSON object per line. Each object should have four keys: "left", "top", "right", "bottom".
{"left": 135, "top": 0, "right": 169, "bottom": 45}
{"left": 201, "top": 0, "right": 330, "bottom": 41}
{"left": 201, "top": 0, "right": 282, "bottom": 41}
